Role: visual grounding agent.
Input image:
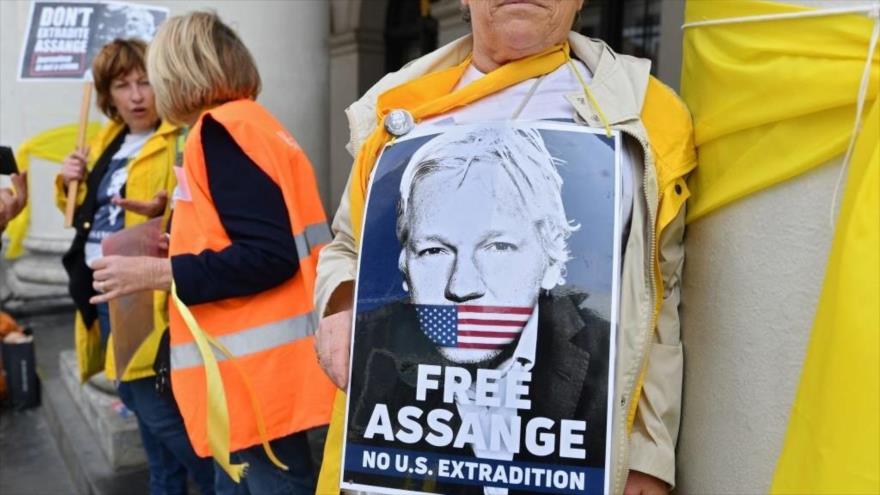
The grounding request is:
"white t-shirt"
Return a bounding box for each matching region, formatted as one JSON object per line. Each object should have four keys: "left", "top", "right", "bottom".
{"left": 84, "top": 130, "right": 151, "bottom": 266}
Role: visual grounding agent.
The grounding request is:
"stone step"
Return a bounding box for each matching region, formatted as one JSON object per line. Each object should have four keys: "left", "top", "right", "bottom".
{"left": 58, "top": 350, "right": 148, "bottom": 470}
{"left": 41, "top": 350, "right": 151, "bottom": 495}
{"left": 42, "top": 376, "right": 150, "bottom": 495}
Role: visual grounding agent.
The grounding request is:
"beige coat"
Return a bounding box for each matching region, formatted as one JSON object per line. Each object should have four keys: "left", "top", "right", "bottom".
{"left": 315, "top": 32, "right": 693, "bottom": 493}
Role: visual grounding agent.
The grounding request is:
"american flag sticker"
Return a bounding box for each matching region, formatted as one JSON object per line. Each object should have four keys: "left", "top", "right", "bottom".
{"left": 415, "top": 304, "right": 532, "bottom": 350}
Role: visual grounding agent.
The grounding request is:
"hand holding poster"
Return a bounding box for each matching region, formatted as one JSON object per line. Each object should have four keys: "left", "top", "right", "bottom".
{"left": 342, "top": 122, "right": 622, "bottom": 494}
{"left": 19, "top": 1, "right": 168, "bottom": 80}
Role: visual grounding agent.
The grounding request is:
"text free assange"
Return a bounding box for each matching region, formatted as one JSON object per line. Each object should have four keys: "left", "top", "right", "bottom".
{"left": 362, "top": 364, "right": 590, "bottom": 459}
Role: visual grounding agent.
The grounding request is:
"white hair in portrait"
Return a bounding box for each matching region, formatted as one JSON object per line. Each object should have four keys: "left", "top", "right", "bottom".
{"left": 396, "top": 125, "right": 579, "bottom": 287}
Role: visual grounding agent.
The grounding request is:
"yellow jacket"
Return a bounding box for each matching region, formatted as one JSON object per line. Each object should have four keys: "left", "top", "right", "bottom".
{"left": 54, "top": 120, "right": 179, "bottom": 382}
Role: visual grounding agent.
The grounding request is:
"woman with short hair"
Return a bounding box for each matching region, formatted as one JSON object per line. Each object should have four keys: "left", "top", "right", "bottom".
{"left": 57, "top": 38, "right": 215, "bottom": 495}
{"left": 90, "top": 13, "right": 336, "bottom": 495}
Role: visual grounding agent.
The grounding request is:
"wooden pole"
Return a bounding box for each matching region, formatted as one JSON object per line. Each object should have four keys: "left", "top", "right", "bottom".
{"left": 64, "top": 81, "right": 92, "bottom": 228}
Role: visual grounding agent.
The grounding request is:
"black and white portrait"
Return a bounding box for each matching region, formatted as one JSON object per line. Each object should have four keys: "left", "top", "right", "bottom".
{"left": 95, "top": 3, "right": 160, "bottom": 42}
{"left": 86, "top": 2, "right": 168, "bottom": 73}
{"left": 343, "top": 123, "right": 621, "bottom": 495}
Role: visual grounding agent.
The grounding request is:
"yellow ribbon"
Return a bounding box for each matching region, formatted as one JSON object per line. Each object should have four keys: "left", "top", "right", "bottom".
{"left": 170, "top": 282, "right": 288, "bottom": 483}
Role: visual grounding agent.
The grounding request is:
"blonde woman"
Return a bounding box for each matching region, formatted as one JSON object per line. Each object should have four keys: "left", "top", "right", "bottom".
{"left": 90, "top": 12, "right": 335, "bottom": 495}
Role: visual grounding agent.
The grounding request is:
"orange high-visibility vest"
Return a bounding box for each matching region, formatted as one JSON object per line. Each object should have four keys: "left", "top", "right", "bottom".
{"left": 169, "top": 99, "right": 336, "bottom": 457}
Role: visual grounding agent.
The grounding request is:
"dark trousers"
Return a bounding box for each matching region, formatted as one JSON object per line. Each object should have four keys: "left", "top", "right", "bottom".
{"left": 97, "top": 304, "right": 215, "bottom": 495}
{"left": 214, "top": 427, "right": 327, "bottom": 495}
{"left": 117, "top": 377, "right": 216, "bottom": 495}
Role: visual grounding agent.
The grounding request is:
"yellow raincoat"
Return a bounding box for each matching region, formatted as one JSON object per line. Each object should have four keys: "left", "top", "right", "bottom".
{"left": 53, "top": 120, "right": 179, "bottom": 382}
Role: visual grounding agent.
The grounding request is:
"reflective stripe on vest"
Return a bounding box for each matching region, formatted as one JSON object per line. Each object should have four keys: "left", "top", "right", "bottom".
{"left": 170, "top": 311, "right": 318, "bottom": 370}
{"left": 295, "top": 222, "right": 332, "bottom": 259}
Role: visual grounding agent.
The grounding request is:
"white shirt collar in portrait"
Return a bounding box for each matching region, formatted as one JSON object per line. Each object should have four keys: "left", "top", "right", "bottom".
{"left": 454, "top": 307, "right": 539, "bottom": 495}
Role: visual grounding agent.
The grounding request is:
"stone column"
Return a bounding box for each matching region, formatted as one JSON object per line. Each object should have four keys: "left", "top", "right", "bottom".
{"left": 434, "top": 0, "right": 470, "bottom": 46}
{"left": 1, "top": 1, "right": 80, "bottom": 312}
{"left": 657, "top": 0, "right": 685, "bottom": 90}
{"left": 153, "top": 0, "right": 331, "bottom": 205}
{"left": 328, "top": 0, "right": 387, "bottom": 210}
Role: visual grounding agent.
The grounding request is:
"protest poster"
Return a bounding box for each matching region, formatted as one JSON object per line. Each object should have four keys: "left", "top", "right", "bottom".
{"left": 18, "top": 0, "right": 168, "bottom": 81}
{"left": 342, "top": 122, "right": 622, "bottom": 494}
{"left": 102, "top": 217, "right": 166, "bottom": 377}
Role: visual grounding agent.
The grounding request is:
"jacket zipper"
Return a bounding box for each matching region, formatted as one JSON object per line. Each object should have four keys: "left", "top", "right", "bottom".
{"left": 613, "top": 125, "right": 659, "bottom": 493}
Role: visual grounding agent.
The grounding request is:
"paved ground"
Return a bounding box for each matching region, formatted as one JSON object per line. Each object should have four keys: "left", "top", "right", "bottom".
{"left": 0, "top": 407, "right": 75, "bottom": 495}
{"left": 1, "top": 311, "right": 199, "bottom": 495}
{"left": 1, "top": 311, "right": 154, "bottom": 495}
{"left": 0, "top": 312, "right": 77, "bottom": 495}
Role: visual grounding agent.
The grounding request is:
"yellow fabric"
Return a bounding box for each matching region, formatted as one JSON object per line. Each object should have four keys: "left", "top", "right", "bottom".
{"left": 682, "top": 0, "right": 878, "bottom": 222}
{"left": 682, "top": 1, "right": 879, "bottom": 492}
{"left": 73, "top": 309, "right": 105, "bottom": 383}
{"left": 5, "top": 122, "right": 102, "bottom": 259}
{"left": 41, "top": 120, "right": 180, "bottom": 382}
{"left": 170, "top": 282, "right": 247, "bottom": 482}
{"left": 773, "top": 95, "right": 880, "bottom": 495}
{"left": 644, "top": 76, "right": 698, "bottom": 233}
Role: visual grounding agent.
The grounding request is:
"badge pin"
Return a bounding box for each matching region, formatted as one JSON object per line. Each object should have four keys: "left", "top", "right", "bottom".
{"left": 384, "top": 109, "right": 415, "bottom": 137}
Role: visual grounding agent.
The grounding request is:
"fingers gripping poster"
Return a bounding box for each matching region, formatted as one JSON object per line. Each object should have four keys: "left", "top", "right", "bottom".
{"left": 343, "top": 122, "right": 622, "bottom": 495}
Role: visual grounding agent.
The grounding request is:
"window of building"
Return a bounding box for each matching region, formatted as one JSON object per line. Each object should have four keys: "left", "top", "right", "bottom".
{"left": 580, "top": 0, "right": 663, "bottom": 73}
{"left": 385, "top": 0, "right": 438, "bottom": 72}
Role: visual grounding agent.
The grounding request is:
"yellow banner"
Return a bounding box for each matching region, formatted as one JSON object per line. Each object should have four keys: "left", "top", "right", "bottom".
{"left": 682, "top": 1, "right": 879, "bottom": 492}
{"left": 5, "top": 122, "right": 101, "bottom": 259}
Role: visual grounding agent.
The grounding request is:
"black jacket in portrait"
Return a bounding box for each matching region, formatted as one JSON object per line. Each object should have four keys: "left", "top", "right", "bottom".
{"left": 344, "top": 288, "right": 611, "bottom": 494}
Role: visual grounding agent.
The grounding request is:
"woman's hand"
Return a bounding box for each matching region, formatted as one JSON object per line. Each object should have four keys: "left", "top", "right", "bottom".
{"left": 0, "top": 172, "right": 27, "bottom": 231}
{"left": 623, "top": 470, "right": 670, "bottom": 495}
{"left": 315, "top": 309, "right": 353, "bottom": 390}
{"left": 89, "top": 256, "right": 172, "bottom": 304}
{"left": 60, "top": 148, "right": 89, "bottom": 187}
{"left": 112, "top": 190, "right": 168, "bottom": 218}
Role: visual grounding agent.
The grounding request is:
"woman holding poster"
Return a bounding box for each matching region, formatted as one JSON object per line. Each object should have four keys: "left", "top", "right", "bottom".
{"left": 56, "top": 39, "right": 216, "bottom": 495}
{"left": 314, "top": 1, "right": 696, "bottom": 494}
